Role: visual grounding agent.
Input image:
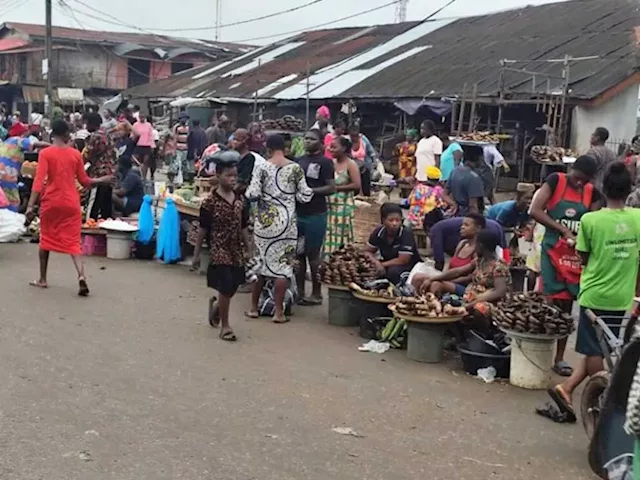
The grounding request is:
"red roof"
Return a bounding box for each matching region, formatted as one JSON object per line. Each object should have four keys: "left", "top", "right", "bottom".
{"left": 0, "top": 37, "right": 29, "bottom": 52}
{"left": 0, "top": 22, "right": 253, "bottom": 54}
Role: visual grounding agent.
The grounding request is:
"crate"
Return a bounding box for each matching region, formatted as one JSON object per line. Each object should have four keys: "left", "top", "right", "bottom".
{"left": 81, "top": 232, "right": 106, "bottom": 257}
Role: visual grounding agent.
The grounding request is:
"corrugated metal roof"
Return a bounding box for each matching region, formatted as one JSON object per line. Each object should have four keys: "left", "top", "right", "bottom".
{"left": 124, "top": 0, "right": 639, "bottom": 102}
{"left": 0, "top": 22, "right": 253, "bottom": 55}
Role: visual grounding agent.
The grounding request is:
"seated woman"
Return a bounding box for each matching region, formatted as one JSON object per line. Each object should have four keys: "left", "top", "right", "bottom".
{"left": 420, "top": 229, "right": 511, "bottom": 307}
{"left": 406, "top": 166, "right": 448, "bottom": 229}
{"left": 486, "top": 183, "right": 534, "bottom": 228}
{"left": 365, "top": 203, "right": 421, "bottom": 284}
{"left": 112, "top": 156, "right": 144, "bottom": 217}
{"left": 411, "top": 213, "right": 486, "bottom": 295}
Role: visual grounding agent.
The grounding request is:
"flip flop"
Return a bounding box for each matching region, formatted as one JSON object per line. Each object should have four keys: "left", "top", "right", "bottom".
{"left": 78, "top": 278, "right": 90, "bottom": 297}
{"left": 208, "top": 296, "right": 220, "bottom": 327}
{"left": 547, "top": 385, "right": 577, "bottom": 423}
{"left": 535, "top": 402, "right": 574, "bottom": 424}
{"left": 219, "top": 329, "right": 237, "bottom": 342}
{"left": 29, "top": 280, "right": 48, "bottom": 288}
{"left": 272, "top": 316, "right": 290, "bottom": 324}
{"left": 297, "top": 297, "right": 323, "bottom": 306}
{"left": 244, "top": 311, "right": 259, "bottom": 319}
{"left": 552, "top": 361, "right": 573, "bottom": 377}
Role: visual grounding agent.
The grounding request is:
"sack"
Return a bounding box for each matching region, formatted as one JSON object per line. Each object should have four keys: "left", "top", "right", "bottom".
{"left": 547, "top": 238, "right": 582, "bottom": 285}
{"left": 0, "top": 209, "right": 26, "bottom": 242}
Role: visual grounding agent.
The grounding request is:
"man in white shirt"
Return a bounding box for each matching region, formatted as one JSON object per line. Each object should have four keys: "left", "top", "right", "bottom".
{"left": 415, "top": 120, "right": 442, "bottom": 182}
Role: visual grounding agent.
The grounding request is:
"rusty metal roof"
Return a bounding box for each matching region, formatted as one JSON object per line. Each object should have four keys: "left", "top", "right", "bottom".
{"left": 124, "top": 0, "right": 639, "bottom": 102}
{"left": 0, "top": 22, "right": 254, "bottom": 55}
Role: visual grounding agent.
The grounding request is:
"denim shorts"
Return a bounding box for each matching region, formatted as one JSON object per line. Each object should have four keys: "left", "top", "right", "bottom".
{"left": 576, "top": 307, "right": 624, "bottom": 357}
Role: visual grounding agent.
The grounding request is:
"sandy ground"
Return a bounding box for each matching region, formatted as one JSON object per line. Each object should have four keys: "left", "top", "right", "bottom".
{"left": 0, "top": 243, "right": 595, "bottom": 480}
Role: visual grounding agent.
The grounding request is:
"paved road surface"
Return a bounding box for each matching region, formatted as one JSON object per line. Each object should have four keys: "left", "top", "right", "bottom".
{"left": 0, "top": 244, "right": 594, "bottom": 479}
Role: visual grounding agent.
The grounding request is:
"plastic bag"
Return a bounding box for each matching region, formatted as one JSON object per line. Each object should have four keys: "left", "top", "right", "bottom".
{"left": 0, "top": 209, "right": 26, "bottom": 242}
{"left": 0, "top": 187, "right": 8, "bottom": 208}
{"left": 137, "top": 195, "right": 154, "bottom": 244}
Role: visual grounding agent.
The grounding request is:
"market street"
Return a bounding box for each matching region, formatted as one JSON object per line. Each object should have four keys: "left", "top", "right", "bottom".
{"left": 0, "top": 243, "right": 592, "bottom": 480}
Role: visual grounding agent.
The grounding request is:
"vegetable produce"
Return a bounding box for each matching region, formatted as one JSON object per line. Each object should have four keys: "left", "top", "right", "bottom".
{"left": 261, "top": 115, "right": 305, "bottom": 132}
{"left": 377, "top": 317, "right": 407, "bottom": 348}
{"left": 492, "top": 292, "right": 574, "bottom": 336}
{"left": 393, "top": 294, "right": 467, "bottom": 318}
{"left": 349, "top": 279, "right": 401, "bottom": 299}
{"left": 530, "top": 146, "right": 576, "bottom": 163}
{"left": 317, "top": 245, "right": 378, "bottom": 286}
{"left": 454, "top": 132, "right": 510, "bottom": 143}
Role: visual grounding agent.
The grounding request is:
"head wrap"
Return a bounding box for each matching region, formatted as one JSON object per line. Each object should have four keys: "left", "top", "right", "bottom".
{"left": 406, "top": 128, "right": 418, "bottom": 138}
{"left": 516, "top": 182, "right": 535, "bottom": 193}
{"left": 631, "top": 137, "right": 640, "bottom": 154}
{"left": 426, "top": 166, "right": 442, "bottom": 180}
{"left": 316, "top": 105, "right": 330, "bottom": 119}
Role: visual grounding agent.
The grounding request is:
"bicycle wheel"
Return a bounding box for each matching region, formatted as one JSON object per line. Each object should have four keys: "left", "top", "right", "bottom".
{"left": 581, "top": 371, "right": 610, "bottom": 439}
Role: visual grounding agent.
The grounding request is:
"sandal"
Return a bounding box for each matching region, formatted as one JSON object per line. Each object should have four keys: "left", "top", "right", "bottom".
{"left": 244, "top": 310, "right": 259, "bottom": 319}
{"left": 219, "top": 329, "right": 237, "bottom": 342}
{"left": 547, "top": 385, "right": 577, "bottom": 423}
{"left": 552, "top": 361, "right": 573, "bottom": 377}
{"left": 78, "top": 277, "right": 90, "bottom": 297}
{"left": 208, "top": 296, "right": 220, "bottom": 327}
{"left": 535, "top": 402, "right": 575, "bottom": 424}
{"left": 29, "top": 280, "right": 48, "bottom": 288}
{"left": 272, "top": 316, "right": 290, "bottom": 324}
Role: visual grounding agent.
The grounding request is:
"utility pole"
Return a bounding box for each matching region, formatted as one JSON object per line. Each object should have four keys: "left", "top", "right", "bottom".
{"left": 305, "top": 62, "right": 310, "bottom": 130}
{"left": 45, "top": 0, "right": 53, "bottom": 116}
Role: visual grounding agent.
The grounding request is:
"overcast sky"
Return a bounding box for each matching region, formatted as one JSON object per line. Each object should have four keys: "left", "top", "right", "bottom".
{"left": 4, "top": 0, "right": 567, "bottom": 45}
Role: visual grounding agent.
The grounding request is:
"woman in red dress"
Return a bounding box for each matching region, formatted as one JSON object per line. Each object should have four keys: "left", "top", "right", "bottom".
{"left": 26, "top": 120, "right": 113, "bottom": 295}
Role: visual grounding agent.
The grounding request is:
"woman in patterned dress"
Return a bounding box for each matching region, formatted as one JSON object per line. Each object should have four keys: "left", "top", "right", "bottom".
{"left": 395, "top": 129, "right": 418, "bottom": 179}
{"left": 245, "top": 134, "right": 313, "bottom": 323}
{"left": 323, "top": 136, "right": 361, "bottom": 257}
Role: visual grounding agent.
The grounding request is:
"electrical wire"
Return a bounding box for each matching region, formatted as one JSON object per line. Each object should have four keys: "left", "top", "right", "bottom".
{"left": 1, "top": 0, "right": 32, "bottom": 16}
{"left": 145, "top": 0, "right": 326, "bottom": 32}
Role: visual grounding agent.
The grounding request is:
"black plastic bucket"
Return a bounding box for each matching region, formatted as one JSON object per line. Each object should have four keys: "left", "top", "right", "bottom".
{"left": 351, "top": 296, "right": 392, "bottom": 336}
{"left": 467, "top": 330, "right": 503, "bottom": 355}
{"left": 458, "top": 343, "right": 511, "bottom": 379}
{"left": 134, "top": 240, "right": 156, "bottom": 260}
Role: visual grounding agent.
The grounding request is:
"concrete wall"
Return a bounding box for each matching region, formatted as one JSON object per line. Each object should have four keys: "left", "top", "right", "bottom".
{"left": 570, "top": 83, "right": 639, "bottom": 153}
{"left": 55, "top": 47, "right": 128, "bottom": 90}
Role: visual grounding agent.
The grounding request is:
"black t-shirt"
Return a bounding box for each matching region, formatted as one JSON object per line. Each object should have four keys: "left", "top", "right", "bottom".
{"left": 296, "top": 153, "right": 335, "bottom": 216}
{"left": 237, "top": 152, "right": 256, "bottom": 188}
{"left": 545, "top": 173, "right": 602, "bottom": 205}
{"left": 367, "top": 225, "right": 420, "bottom": 267}
{"left": 121, "top": 170, "right": 144, "bottom": 213}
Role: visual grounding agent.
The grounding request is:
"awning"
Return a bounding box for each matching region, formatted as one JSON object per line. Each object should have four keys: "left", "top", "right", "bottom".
{"left": 57, "top": 87, "right": 84, "bottom": 102}
{"left": 394, "top": 99, "right": 452, "bottom": 116}
{"left": 21, "top": 85, "right": 45, "bottom": 103}
{"left": 21, "top": 86, "right": 88, "bottom": 104}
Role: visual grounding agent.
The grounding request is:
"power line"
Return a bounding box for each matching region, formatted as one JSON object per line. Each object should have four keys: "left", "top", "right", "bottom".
{"left": 148, "top": 0, "right": 325, "bottom": 32}
{"left": 1, "top": 0, "right": 32, "bottom": 15}
{"left": 220, "top": 0, "right": 403, "bottom": 43}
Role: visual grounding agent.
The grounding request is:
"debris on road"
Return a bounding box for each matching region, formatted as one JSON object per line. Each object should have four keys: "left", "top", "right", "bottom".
{"left": 332, "top": 427, "right": 364, "bottom": 438}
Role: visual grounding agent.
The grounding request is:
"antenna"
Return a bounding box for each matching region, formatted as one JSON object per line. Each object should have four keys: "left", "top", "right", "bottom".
{"left": 215, "top": 0, "right": 222, "bottom": 40}
{"left": 395, "top": 0, "right": 408, "bottom": 23}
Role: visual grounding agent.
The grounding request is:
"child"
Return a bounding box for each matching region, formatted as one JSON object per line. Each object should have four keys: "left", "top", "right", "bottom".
{"left": 192, "top": 158, "right": 249, "bottom": 342}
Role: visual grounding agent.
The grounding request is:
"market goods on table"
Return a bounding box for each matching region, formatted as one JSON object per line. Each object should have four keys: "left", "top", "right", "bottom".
{"left": 376, "top": 317, "right": 407, "bottom": 349}
{"left": 260, "top": 115, "right": 305, "bottom": 132}
{"left": 392, "top": 293, "right": 467, "bottom": 318}
{"left": 99, "top": 219, "right": 138, "bottom": 232}
{"left": 318, "top": 245, "right": 378, "bottom": 286}
{"left": 348, "top": 279, "right": 413, "bottom": 300}
{"left": 510, "top": 255, "right": 526, "bottom": 268}
{"left": 83, "top": 218, "right": 107, "bottom": 229}
{"left": 492, "top": 292, "right": 574, "bottom": 336}
{"left": 530, "top": 145, "right": 576, "bottom": 163}
{"left": 453, "top": 132, "right": 510, "bottom": 143}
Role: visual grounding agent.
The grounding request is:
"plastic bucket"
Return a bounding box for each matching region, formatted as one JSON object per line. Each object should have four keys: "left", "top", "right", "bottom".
{"left": 458, "top": 343, "right": 511, "bottom": 378}
{"left": 328, "top": 288, "right": 357, "bottom": 326}
{"left": 351, "top": 297, "right": 392, "bottom": 337}
{"left": 106, "top": 232, "right": 133, "bottom": 260}
{"left": 509, "top": 334, "right": 556, "bottom": 389}
{"left": 406, "top": 322, "right": 448, "bottom": 363}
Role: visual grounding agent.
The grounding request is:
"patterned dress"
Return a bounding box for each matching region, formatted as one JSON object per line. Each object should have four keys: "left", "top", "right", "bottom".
{"left": 395, "top": 141, "right": 417, "bottom": 178}
{"left": 246, "top": 161, "right": 313, "bottom": 279}
{"left": 0, "top": 136, "right": 34, "bottom": 211}
{"left": 463, "top": 257, "right": 512, "bottom": 302}
{"left": 324, "top": 168, "right": 355, "bottom": 256}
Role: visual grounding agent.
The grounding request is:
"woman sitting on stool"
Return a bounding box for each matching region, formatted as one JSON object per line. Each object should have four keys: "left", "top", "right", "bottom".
{"left": 365, "top": 203, "right": 421, "bottom": 284}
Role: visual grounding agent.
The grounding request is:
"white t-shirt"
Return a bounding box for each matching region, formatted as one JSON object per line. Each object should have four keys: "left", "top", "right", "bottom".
{"left": 415, "top": 135, "right": 443, "bottom": 181}
{"left": 483, "top": 145, "right": 504, "bottom": 169}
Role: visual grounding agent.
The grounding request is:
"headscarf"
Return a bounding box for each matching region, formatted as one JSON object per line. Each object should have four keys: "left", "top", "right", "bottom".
{"left": 247, "top": 122, "right": 266, "bottom": 153}
{"left": 426, "top": 166, "right": 441, "bottom": 180}
{"left": 406, "top": 128, "right": 419, "bottom": 139}
{"left": 516, "top": 182, "right": 535, "bottom": 193}
{"left": 316, "top": 105, "right": 330, "bottom": 119}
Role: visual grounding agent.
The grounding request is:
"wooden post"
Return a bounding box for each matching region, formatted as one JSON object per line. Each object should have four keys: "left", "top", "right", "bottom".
{"left": 456, "top": 83, "right": 467, "bottom": 136}
{"left": 469, "top": 83, "right": 478, "bottom": 132}
{"left": 450, "top": 101, "right": 457, "bottom": 135}
{"left": 496, "top": 60, "right": 505, "bottom": 133}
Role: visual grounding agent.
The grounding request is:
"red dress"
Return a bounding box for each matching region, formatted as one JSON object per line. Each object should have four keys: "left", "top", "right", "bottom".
{"left": 33, "top": 146, "right": 93, "bottom": 254}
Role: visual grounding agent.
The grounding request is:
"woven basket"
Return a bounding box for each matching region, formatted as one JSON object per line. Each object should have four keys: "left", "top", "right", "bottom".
{"left": 353, "top": 200, "right": 381, "bottom": 244}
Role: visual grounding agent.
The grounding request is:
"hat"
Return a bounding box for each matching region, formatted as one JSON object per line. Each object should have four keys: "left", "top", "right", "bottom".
{"left": 316, "top": 105, "right": 330, "bottom": 119}
{"left": 426, "top": 166, "right": 442, "bottom": 180}
{"left": 516, "top": 182, "right": 535, "bottom": 193}
{"left": 178, "top": 112, "right": 189, "bottom": 119}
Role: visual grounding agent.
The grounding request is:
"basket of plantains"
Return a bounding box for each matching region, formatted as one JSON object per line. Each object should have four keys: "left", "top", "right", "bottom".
{"left": 317, "top": 245, "right": 378, "bottom": 286}
{"left": 492, "top": 292, "right": 574, "bottom": 336}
